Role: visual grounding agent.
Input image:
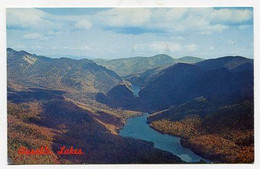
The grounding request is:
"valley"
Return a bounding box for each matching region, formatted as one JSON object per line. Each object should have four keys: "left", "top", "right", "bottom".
{"left": 7, "top": 48, "right": 254, "bottom": 164}
{"left": 119, "top": 113, "right": 211, "bottom": 163}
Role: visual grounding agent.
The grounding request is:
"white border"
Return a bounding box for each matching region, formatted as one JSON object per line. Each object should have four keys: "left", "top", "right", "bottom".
{"left": 0, "top": 0, "right": 259, "bottom": 169}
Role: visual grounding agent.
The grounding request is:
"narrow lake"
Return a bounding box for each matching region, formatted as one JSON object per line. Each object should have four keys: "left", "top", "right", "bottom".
{"left": 119, "top": 84, "right": 211, "bottom": 163}
{"left": 131, "top": 84, "right": 141, "bottom": 97}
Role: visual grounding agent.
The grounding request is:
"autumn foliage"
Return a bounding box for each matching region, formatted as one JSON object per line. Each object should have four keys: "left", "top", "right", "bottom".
{"left": 150, "top": 101, "right": 254, "bottom": 163}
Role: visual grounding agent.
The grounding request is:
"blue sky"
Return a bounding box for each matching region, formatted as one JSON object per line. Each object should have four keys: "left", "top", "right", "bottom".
{"left": 7, "top": 8, "right": 253, "bottom": 59}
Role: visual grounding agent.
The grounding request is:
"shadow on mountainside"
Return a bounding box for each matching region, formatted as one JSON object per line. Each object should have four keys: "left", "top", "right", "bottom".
{"left": 8, "top": 88, "right": 184, "bottom": 164}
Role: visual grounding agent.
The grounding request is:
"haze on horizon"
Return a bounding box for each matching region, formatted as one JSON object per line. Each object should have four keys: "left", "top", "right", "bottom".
{"left": 7, "top": 8, "right": 253, "bottom": 60}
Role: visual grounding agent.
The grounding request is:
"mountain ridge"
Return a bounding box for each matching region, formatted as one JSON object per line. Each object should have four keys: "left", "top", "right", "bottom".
{"left": 138, "top": 56, "right": 253, "bottom": 112}
{"left": 7, "top": 48, "right": 123, "bottom": 95}
{"left": 94, "top": 54, "right": 203, "bottom": 77}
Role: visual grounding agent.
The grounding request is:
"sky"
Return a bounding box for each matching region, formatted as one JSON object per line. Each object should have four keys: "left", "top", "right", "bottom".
{"left": 6, "top": 8, "right": 253, "bottom": 59}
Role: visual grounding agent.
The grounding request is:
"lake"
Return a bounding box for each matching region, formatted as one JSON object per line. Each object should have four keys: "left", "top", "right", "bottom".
{"left": 121, "top": 84, "right": 211, "bottom": 163}
{"left": 131, "top": 84, "right": 141, "bottom": 97}
{"left": 119, "top": 114, "right": 210, "bottom": 163}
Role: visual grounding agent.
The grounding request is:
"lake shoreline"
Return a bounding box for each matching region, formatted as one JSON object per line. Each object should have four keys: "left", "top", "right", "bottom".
{"left": 119, "top": 113, "right": 210, "bottom": 163}
{"left": 149, "top": 123, "right": 213, "bottom": 163}
{"left": 126, "top": 84, "right": 211, "bottom": 163}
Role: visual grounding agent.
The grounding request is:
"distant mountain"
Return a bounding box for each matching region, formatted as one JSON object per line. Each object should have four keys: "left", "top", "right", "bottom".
{"left": 7, "top": 48, "right": 254, "bottom": 164}
{"left": 94, "top": 54, "right": 203, "bottom": 77}
{"left": 124, "top": 65, "right": 168, "bottom": 86}
{"left": 177, "top": 56, "right": 203, "bottom": 64}
{"left": 121, "top": 56, "right": 203, "bottom": 86}
{"left": 49, "top": 54, "right": 96, "bottom": 60}
{"left": 196, "top": 56, "right": 253, "bottom": 72}
{"left": 94, "top": 54, "right": 176, "bottom": 76}
{"left": 7, "top": 48, "right": 122, "bottom": 95}
{"left": 138, "top": 56, "right": 253, "bottom": 112}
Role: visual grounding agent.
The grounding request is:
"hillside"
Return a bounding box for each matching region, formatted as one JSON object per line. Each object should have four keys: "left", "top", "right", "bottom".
{"left": 94, "top": 54, "right": 175, "bottom": 77}
{"left": 94, "top": 54, "right": 203, "bottom": 77}
{"left": 138, "top": 56, "right": 253, "bottom": 112}
{"left": 7, "top": 48, "right": 122, "bottom": 95}
{"left": 95, "top": 85, "right": 142, "bottom": 110}
{"left": 7, "top": 48, "right": 141, "bottom": 111}
{"left": 7, "top": 48, "right": 254, "bottom": 164}
{"left": 144, "top": 56, "right": 254, "bottom": 163}
{"left": 8, "top": 88, "right": 183, "bottom": 164}
{"left": 177, "top": 56, "right": 203, "bottom": 64}
{"left": 124, "top": 65, "right": 168, "bottom": 86}
{"left": 124, "top": 56, "right": 203, "bottom": 87}
{"left": 148, "top": 99, "right": 254, "bottom": 163}
{"left": 196, "top": 56, "right": 253, "bottom": 72}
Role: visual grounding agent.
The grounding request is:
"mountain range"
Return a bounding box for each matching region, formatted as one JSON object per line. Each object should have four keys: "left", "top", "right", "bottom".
{"left": 142, "top": 56, "right": 254, "bottom": 163}
{"left": 94, "top": 54, "right": 203, "bottom": 77}
{"left": 138, "top": 56, "right": 253, "bottom": 112}
{"left": 7, "top": 48, "right": 123, "bottom": 95}
{"left": 7, "top": 48, "right": 183, "bottom": 164}
{"left": 7, "top": 48, "right": 254, "bottom": 164}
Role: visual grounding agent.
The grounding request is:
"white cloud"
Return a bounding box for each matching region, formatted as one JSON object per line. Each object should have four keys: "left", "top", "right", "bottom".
{"left": 75, "top": 20, "right": 92, "bottom": 30}
{"left": 147, "top": 8, "right": 250, "bottom": 34}
{"left": 199, "top": 24, "right": 228, "bottom": 35}
{"left": 152, "top": 8, "right": 187, "bottom": 22}
{"left": 7, "top": 8, "right": 56, "bottom": 30}
{"left": 238, "top": 25, "right": 251, "bottom": 30}
{"left": 47, "top": 31, "right": 62, "bottom": 35}
{"left": 97, "top": 8, "right": 152, "bottom": 27}
{"left": 171, "top": 36, "right": 185, "bottom": 41}
{"left": 133, "top": 42, "right": 199, "bottom": 54}
{"left": 200, "top": 31, "right": 212, "bottom": 35}
{"left": 211, "top": 8, "right": 253, "bottom": 24}
{"left": 7, "top": 8, "right": 44, "bottom": 26}
{"left": 186, "top": 44, "right": 198, "bottom": 52}
{"left": 207, "top": 24, "right": 229, "bottom": 32}
{"left": 7, "top": 8, "right": 253, "bottom": 59}
{"left": 133, "top": 41, "right": 181, "bottom": 53}
{"left": 228, "top": 40, "right": 235, "bottom": 45}
{"left": 147, "top": 8, "right": 230, "bottom": 34}
{"left": 23, "top": 33, "right": 47, "bottom": 40}
{"left": 78, "top": 45, "right": 92, "bottom": 51}
{"left": 7, "top": 8, "right": 252, "bottom": 36}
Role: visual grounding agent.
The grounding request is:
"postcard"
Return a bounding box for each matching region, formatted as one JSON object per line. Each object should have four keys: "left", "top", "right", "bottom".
{"left": 1, "top": 1, "right": 259, "bottom": 169}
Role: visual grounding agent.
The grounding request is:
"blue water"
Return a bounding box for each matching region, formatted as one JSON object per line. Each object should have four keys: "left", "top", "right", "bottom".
{"left": 119, "top": 114, "right": 210, "bottom": 163}
{"left": 124, "top": 84, "right": 210, "bottom": 163}
{"left": 131, "top": 85, "right": 141, "bottom": 97}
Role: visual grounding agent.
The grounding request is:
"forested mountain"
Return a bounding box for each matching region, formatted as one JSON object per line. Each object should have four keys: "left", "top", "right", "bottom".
{"left": 8, "top": 88, "right": 183, "bottom": 164}
{"left": 7, "top": 48, "right": 122, "bottom": 94}
{"left": 7, "top": 48, "right": 254, "bottom": 164}
{"left": 138, "top": 56, "right": 253, "bottom": 112}
{"left": 94, "top": 54, "right": 203, "bottom": 77}
{"left": 177, "top": 56, "right": 203, "bottom": 64}
{"left": 124, "top": 65, "right": 169, "bottom": 87}
{"left": 7, "top": 48, "right": 184, "bottom": 164}
{"left": 148, "top": 98, "right": 254, "bottom": 163}
{"left": 144, "top": 56, "right": 254, "bottom": 163}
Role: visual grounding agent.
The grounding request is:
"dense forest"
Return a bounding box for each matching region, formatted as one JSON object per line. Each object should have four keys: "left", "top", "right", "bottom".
{"left": 149, "top": 100, "right": 254, "bottom": 163}
{"left": 7, "top": 48, "right": 254, "bottom": 164}
{"left": 8, "top": 89, "right": 183, "bottom": 164}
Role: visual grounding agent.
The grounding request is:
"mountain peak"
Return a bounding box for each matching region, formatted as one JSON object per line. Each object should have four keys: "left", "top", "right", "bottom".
{"left": 7, "top": 48, "right": 123, "bottom": 94}
{"left": 7, "top": 48, "right": 32, "bottom": 58}
{"left": 177, "top": 56, "right": 203, "bottom": 64}
{"left": 196, "top": 55, "right": 253, "bottom": 71}
{"left": 152, "top": 54, "right": 173, "bottom": 59}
